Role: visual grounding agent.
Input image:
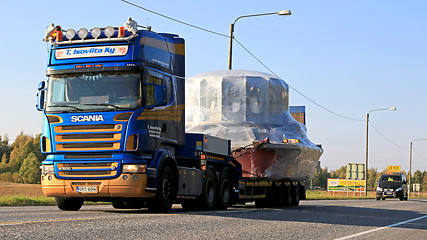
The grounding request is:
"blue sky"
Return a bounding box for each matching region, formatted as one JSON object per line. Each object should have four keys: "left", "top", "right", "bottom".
{"left": 0, "top": 0, "right": 426, "bottom": 172}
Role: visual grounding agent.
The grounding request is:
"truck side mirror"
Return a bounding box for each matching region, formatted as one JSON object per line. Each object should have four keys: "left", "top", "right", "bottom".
{"left": 37, "top": 81, "right": 46, "bottom": 111}
{"left": 154, "top": 85, "right": 167, "bottom": 106}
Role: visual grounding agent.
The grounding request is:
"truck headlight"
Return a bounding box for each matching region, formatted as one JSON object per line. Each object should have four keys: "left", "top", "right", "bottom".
{"left": 40, "top": 165, "right": 54, "bottom": 175}
{"left": 122, "top": 164, "right": 146, "bottom": 174}
{"left": 376, "top": 186, "right": 383, "bottom": 192}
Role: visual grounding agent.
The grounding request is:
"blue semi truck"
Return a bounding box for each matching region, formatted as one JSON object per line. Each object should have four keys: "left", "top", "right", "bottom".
{"left": 37, "top": 19, "right": 307, "bottom": 211}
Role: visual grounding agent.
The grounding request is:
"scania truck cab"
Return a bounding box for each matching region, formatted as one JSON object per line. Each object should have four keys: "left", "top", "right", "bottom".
{"left": 37, "top": 19, "right": 241, "bottom": 211}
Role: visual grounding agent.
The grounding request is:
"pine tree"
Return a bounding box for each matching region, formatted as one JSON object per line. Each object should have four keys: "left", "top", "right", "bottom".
{"left": 0, "top": 135, "right": 11, "bottom": 160}
{"left": 19, "top": 152, "right": 40, "bottom": 184}
{"left": 0, "top": 153, "right": 8, "bottom": 172}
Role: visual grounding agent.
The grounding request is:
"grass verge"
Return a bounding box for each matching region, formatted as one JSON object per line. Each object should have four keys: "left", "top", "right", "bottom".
{"left": 0, "top": 196, "right": 55, "bottom": 206}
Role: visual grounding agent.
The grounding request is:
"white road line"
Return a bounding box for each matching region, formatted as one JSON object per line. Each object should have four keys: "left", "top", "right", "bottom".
{"left": 215, "top": 209, "right": 259, "bottom": 214}
{"left": 334, "top": 215, "right": 427, "bottom": 240}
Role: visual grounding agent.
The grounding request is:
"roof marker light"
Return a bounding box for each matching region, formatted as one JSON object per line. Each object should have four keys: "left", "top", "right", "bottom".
{"left": 78, "top": 28, "right": 88, "bottom": 39}
{"left": 118, "top": 27, "right": 125, "bottom": 37}
{"left": 91, "top": 27, "right": 101, "bottom": 39}
{"left": 65, "top": 29, "right": 75, "bottom": 40}
{"left": 104, "top": 26, "right": 115, "bottom": 38}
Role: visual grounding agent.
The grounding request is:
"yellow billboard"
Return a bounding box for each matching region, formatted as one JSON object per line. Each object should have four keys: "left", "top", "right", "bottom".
{"left": 386, "top": 165, "right": 401, "bottom": 172}
{"left": 327, "top": 178, "right": 366, "bottom": 192}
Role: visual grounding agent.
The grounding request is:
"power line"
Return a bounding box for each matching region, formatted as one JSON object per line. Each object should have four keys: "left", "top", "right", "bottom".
{"left": 233, "top": 39, "right": 364, "bottom": 122}
{"left": 122, "top": 0, "right": 364, "bottom": 122}
{"left": 121, "top": 0, "right": 228, "bottom": 38}
{"left": 369, "top": 121, "right": 407, "bottom": 149}
{"left": 413, "top": 149, "right": 427, "bottom": 161}
{"left": 121, "top": 0, "right": 418, "bottom": 153}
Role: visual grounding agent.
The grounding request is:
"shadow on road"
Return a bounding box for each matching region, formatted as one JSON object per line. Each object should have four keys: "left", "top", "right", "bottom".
{"left": 96, "top": 199, "right": 427, "bottom": 231}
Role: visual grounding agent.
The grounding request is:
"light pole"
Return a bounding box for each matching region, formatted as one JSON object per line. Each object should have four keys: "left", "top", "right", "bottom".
{"left": 228, "top": 10, "right": 291, "bottom": 70}
{"left": 365, "top": 107, "right": 397, "bottom": 197}
{"left": 409, "top": 139, "right": 427, "bottom": 198}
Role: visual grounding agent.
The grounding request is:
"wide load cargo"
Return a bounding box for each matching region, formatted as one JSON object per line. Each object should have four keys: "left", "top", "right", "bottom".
{"left": 185, "top": 70, "right": 322, "bottom": 180}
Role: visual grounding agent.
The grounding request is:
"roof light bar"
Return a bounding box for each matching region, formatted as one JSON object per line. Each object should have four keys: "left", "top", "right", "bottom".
{"left": 47, "top": 17, "right": 143, "bottom": 45}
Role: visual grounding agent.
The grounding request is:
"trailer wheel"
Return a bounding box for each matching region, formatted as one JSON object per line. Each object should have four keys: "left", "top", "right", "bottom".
{"left": 291, "top": 185, "right": 300, "bottom": 206}
{"left": 284, "top": 186, "right": 293, "bottom": 206}
{"left": 55, "top": 197, "right": 84, "bottom": 211}
{"left": 200, "top": 167, "right": 217, "bottom": 210}
{"left": 148, "top": 165, "right": 176, "bottom": 212}
{"left": 216, "top": 168, "right": 232, "bottom": 210}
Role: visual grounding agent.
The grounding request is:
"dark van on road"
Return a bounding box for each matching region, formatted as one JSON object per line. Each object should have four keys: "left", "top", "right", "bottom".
{"left": 376, "top": 173, "right": 408, "bottom": 201}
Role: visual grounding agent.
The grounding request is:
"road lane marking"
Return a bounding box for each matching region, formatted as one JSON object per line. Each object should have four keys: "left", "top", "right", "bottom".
{"left": 215, "top": 209, "right": 259, "bottom": 214}
{"left": 334, "top": 214, "right": 427, "bottom": 240}
{"left": 0, "top": 218, "right": 98, "bottom": 226}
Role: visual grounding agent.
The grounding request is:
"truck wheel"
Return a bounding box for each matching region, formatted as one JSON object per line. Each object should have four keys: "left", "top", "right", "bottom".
{"left": 200, "top": 167, "right": 217, "bottom": 210}
{"left": 291, "top": 185, "right": 300, "bottom": 206}
{"left": 216, "top": 168, "right": 232, "bottom": 210}
{"left": 284, "top": 186, "right": 293, "bottom": 206}
{"left": 148, "top": 165, "right": 176, "bottom": 212}
{"left": 55, "top": 197, "right": 84, "bottom": 211}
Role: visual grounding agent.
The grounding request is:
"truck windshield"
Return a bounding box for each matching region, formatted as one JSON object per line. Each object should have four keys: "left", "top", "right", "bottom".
{"left": 46, "top": 72, "right": 141, "bottom": 112}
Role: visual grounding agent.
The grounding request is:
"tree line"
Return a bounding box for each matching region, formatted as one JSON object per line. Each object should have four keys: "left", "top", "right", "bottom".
{"left": 1, "top": 132, "right": 426, "bottom": 188}
{"left": 312, "top": 165, "right": 427, "bottom": 191}
{"left": 0, "top": 133, "right": 45, "bottom": 184}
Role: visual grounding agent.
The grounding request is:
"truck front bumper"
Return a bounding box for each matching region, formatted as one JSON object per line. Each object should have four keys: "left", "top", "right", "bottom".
{"left": 41, "top": 173, "right": 155, "bottom": 198}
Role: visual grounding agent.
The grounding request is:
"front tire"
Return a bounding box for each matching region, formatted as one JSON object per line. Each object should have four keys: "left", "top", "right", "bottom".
{"left": 148, "top": 165, "right": 176, "bottom": 212}
{"left": 55, "top": 197, "right": 84, "bottom": 211}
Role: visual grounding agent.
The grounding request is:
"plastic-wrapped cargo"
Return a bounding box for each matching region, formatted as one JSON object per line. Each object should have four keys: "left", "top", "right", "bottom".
{"left": 185, "top": 70, "right": 323, "bottom": 181}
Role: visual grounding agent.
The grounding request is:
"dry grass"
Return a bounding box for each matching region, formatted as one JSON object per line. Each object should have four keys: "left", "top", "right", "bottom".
{"left": 0, "top": 182, "right": 44, "bottom": 198}
{"left": 306, "top": 190, "right": 427, "bottom": 200}
{"left": 0, "top": 183, "right": 425, "bottom": 206}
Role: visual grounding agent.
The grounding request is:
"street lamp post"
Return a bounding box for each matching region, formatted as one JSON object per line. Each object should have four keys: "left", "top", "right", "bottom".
{"left": 228, "top": 10, "right": 291, "bottom": 70}
{"left": 365, "top": 107, "right": 397, "bottom": 197}
{"left": 409, "top": 139, "right": 427, "bottom": 198}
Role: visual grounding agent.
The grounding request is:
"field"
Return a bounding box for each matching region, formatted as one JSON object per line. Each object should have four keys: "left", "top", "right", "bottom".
{"left": 0, "top": 183, "right": 426, "bottom": 206}
{"left": 0, "top": 182, "right": 54, "bottom": 206}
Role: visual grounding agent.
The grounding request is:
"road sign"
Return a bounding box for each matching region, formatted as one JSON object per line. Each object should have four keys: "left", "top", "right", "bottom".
{"left": 346, "top": 163, "right": 365, "bottom": 180}
{"left": 386, "top": 165, "right": 401, "bottom": 172}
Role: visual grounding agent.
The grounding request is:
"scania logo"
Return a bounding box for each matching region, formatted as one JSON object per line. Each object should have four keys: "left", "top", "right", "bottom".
{"left": 71, "top": 115, "right": 104, "bottom": 122}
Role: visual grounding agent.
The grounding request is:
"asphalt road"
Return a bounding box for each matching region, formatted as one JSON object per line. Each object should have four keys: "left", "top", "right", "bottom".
{"left": 0, "top": 199, "right": 426, "bottom": 240}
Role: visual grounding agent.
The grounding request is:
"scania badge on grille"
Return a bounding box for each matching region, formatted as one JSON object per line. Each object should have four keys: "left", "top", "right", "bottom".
{"left": 111, "top": 166, "right": 116, "bottom": 170}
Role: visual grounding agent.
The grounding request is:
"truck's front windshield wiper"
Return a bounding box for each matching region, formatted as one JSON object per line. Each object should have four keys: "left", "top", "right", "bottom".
{"left": 51, "top": 105, "right": 83, "bottom": 111}
{"left": 81, "top": 103, "right": 126, "bottom": 110}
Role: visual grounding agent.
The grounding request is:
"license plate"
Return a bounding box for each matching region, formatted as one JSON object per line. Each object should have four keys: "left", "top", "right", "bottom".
{"left": 385, "top": 191, "right": 393, "bottom": 195}
{"left": 76, "top": 186, "right": 97, "bottom": 193}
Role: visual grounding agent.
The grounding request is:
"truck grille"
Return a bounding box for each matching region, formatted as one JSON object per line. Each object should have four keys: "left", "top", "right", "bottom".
{"left": 56, "top": 162, "right": 119, "bottom": 178}
{"left": 54, "top": 124, "right": 123, "bottom": 151}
